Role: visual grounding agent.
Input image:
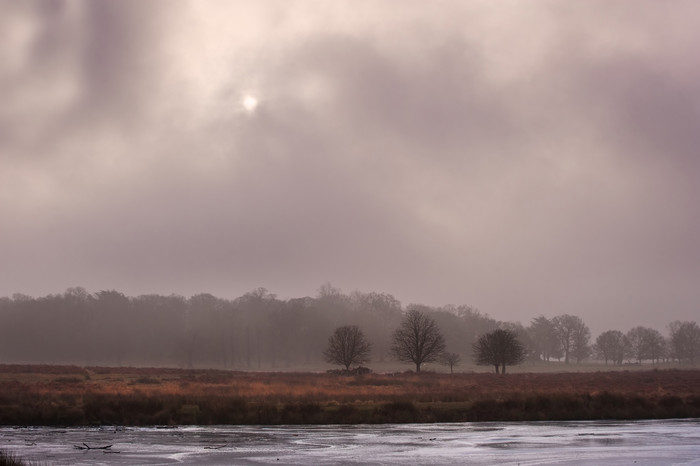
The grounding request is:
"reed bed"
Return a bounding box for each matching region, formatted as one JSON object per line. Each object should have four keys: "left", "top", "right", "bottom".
{"left": 0, "top": 365, "right": 698, "bottom": 425}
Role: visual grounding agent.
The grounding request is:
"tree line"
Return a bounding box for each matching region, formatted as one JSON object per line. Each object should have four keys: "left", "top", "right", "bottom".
{"left": 0, "top": 286, "right": 697, "bottom": 370}
{"left": 324, "top": 310, "right": 525, "bottom": 374}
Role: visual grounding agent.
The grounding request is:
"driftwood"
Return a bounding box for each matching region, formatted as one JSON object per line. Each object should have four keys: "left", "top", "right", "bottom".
{"left": 74, "top": 443, "right": 113, "bottom": 450}
{"left": 204, "top": 443, "right": 228, "bottom": 450}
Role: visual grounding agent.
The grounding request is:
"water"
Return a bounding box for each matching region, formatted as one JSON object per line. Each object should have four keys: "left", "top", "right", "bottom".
{"left": 1, "top": 419, "right": 699, "bottom": 465}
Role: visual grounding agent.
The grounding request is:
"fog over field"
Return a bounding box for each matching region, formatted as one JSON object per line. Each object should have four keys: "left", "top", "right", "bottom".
{"left": 2, "top": 1, "right": 699, "bottom": 335}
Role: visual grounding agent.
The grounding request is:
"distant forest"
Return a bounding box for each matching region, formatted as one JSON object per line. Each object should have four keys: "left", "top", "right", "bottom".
{"left": 0, "top": 286, "right": 696, "bottom": 369}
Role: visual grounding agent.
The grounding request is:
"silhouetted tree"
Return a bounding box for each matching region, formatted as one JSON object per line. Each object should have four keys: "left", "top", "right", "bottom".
{"left": 571, "top": 321, "right": 592, "bottom": 363}
{"left": 349, "top": 291, "right": 402, "bottom": 362}
{"left": 473, "top": 329, "right": 525, "bottom": 374}
{"left": 440, "top": 352, "right": 461, "bottom": 374}
{"left": 501, "top": 322, "right": 533, "bottom": 360}
{"left": 390, "top": 309, "right": 446, "bottom": 372}
{"left": 552, "top": 314, "right": 590, "bottom": 364}
{"left": 528, "top": 316, "right": 562, "bottom": 361}
{"left": 455, "top": 305, "right": 499, "bottom": 356}
{"left": 626, "top": 326, "right": 665, "bottom": 364}
{"left": 323, "top": 325, "right": 372, "bottom": 370}
{"left": 594, "top": 330, "right": 625, "bottom": 365}
{"left": 669, "top": 321, "right": 700, "bottom": 365}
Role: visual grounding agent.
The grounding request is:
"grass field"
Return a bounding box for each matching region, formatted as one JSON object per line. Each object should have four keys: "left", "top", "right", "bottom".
{"left": 0, "top": 364, "right": 698, "bottom": 425}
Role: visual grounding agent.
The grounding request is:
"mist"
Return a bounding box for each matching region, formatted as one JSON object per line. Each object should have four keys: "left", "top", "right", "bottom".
{"left": 2, "top": 1, "right": 699, "bottom": 337}
{"left": 0, "top": 286, "right": 692, "bottom": 369}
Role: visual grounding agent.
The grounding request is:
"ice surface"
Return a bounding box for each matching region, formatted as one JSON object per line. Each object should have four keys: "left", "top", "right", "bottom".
{"left": 1, "top": 419, "right": 699, "bottom": 465}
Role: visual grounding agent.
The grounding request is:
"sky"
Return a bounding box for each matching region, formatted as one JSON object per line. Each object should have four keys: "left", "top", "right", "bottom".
{"left": 2, "top": 1, "right": 699, "bottom": 335}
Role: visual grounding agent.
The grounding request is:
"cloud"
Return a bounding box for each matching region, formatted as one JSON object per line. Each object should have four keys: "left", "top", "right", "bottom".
{"left": 1, "top": 1, "right": 699, "bottom": 334}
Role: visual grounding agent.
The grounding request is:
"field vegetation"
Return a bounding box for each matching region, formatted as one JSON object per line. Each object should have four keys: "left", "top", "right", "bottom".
{"left": 0, "top": 365, "right": 698, "bottom": 426}
{"left": 0, "top": 450, "right": 26, "bottom": 466}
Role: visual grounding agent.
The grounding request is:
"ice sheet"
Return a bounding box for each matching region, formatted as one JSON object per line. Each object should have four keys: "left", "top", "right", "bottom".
{"left": 1, "top": 419, "right": 699, "bottom": 465}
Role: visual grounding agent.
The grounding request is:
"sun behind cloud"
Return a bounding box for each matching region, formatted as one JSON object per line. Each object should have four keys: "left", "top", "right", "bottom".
{"left": 242, "top": 95, "right": 259, "bottom": 112}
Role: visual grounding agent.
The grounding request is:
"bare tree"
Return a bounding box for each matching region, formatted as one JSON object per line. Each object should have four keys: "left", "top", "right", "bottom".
{"left": 441, "top": 352, "right": 461, "bottom": 374}
{"left": 323, "top": 325, "right": 372, "bottom": 370}
{"left": 528, "top": 316, "right": 562, "bottom": 361}
{"left": 594, "top": 330, "right": 625, "bottom": 365}
{"left": 669, "top": 321, "right": 700, "bottom": 365}
{"left": 552, "top": 314, "right": 590, "bottom": 364}
{"left": 349, "top": 291, "right": 402, "bottom": 362}
{"left": 390, "top": 309, "right": 446, "bottom": 372}
{"left": 625, "top": 326, "right": 646, "bottom": 364}
{"left": 571, "top": 321, "right": 592, "bottom": 363}
{"left": 626, "top": 326, "right": 665, "bottom": 364}
{"left": 473, "top": 329, "right": 525, "bottom": 374}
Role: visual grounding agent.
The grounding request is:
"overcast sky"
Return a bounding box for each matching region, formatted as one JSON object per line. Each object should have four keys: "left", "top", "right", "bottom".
{"left": 2, "top": 1, "right": 699, "bottom": 334}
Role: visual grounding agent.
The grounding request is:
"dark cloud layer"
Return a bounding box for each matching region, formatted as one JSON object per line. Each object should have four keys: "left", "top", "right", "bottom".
{"left": 1, "top": 1, "right": 699, "bottom": 334}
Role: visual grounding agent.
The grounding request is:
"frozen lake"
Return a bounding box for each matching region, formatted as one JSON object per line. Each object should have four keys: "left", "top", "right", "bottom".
{"left": 2, "top": 419, "right": 699, "bottom": 465}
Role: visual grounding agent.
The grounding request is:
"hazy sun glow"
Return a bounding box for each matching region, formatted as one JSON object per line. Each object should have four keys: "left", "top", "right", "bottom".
{"left": 242, "top": 95, "right": 259, "bottom": 112}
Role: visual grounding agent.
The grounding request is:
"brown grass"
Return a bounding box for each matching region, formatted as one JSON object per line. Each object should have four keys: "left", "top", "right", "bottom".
{"left": 0, "top": 365, "right": 698, "bottom": 425}
{"left": 0, "top": 450, "right": 26, "bottom": 466}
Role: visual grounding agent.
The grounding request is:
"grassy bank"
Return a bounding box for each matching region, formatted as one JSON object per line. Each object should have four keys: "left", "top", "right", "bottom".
{"left": 0, "top": 365, "right": 698, "bottom": 425}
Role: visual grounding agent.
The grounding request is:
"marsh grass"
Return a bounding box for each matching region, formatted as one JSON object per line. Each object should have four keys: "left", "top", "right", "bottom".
{"left": 0, "top": 365, "right": 698, "bottom": 425}
{"left": 0, "top": 450, "right": 29, "bottom": 466}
